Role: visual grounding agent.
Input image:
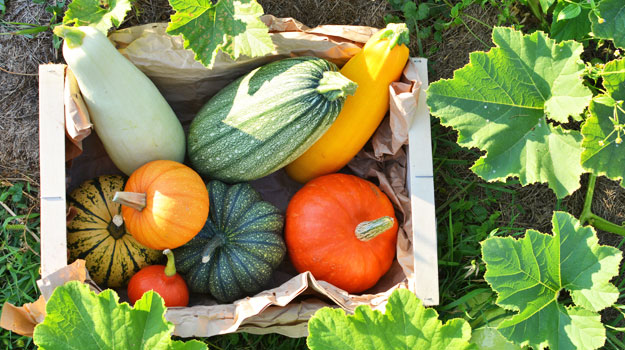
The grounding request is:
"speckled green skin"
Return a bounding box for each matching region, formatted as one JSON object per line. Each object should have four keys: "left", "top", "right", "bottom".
{"left": 173, "top": 180, "right": 286, "bottom": 303}
{"left": 187, "top": 56, "right": 350, "bottom": 183}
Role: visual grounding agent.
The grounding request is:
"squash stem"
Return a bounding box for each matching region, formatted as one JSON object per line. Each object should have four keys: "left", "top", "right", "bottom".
{"left": 52, "top": 25, "right": 86, "bottom": 48}
{"left": 201, "top": 236, "right": 224, "bottom": 264}
{"left": 163, "top": 249, "right": 177, "bottom": 277}
{"left": 579, "top": 174, "right": 625, "bottom": 236}
{"left": 113, "top": 192, "right": 147, "bottom": 211}
{"left": 112, "top": 214, "right": 123, "bottom": 227}
{"left": 107, "top": 215, "right": 126, "bottom": 240}
{"left": 355, "top": 216, "right": 395, "bottom": 241}
{"left": 316, "top": 71, "right": 358, "bottom": 102}
{"left": 373, "top": 23, "right": 410, "bottom": 50}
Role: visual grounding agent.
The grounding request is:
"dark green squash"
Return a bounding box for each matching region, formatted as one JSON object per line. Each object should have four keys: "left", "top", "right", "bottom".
{"left": 173, "top": 180, "right": 286, "bottom": 302}
{"left": 187, "top": 56, "right": 357, "bottom": 183}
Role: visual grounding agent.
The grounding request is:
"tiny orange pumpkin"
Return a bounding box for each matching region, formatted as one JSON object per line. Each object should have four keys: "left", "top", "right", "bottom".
{"left": 113, "top": 160, "right": 209, "bottom": 250}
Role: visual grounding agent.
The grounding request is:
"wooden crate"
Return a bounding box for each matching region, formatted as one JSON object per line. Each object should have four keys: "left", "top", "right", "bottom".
{"left": 37, "top": 57, "right": 438, "bottom": 328}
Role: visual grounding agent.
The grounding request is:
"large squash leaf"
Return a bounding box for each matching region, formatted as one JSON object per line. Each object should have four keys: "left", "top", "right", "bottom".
{"left": 307, "top": 289, "right": 474, "bottom": 350}
{"left": 62, "top": 0, "right": 134, "bottom": 33}
{"left": 590, "top": 0, "right": 625, "bottom": 49}
{"left": 427, "top": 27, "right": 591, "bottom": 198}
{"left": 167, "top": 0, "right": 274, "bottom": 68}
{"left": 482, "top": 212, "right": 622, "bottom": 350}
{"left": 33, "top": 281, "right": 206, "bottom": 350}
{"left": 581, "top": 59, "right": 625, "bottom": 187}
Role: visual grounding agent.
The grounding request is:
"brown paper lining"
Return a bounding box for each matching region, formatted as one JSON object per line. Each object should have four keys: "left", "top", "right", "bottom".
{"left": 1, "top": 16, "right": 424, "bottom": 338}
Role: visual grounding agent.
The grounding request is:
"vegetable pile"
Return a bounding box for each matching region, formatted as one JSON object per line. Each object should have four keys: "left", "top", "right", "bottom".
{"left": 55, "top": 0, "right": 410, "bottom": 313}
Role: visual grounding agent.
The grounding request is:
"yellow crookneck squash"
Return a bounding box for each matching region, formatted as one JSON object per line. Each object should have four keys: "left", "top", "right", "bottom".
{"left": 67, "top": 175, "right": 162, "bottom": 287}
{"left": 285, "top": 23, "right": 410, "bottom": 183}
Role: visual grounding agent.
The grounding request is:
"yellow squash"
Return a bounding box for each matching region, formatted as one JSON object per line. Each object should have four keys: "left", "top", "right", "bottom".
{"left": 67, "top": 175, "right": 162, "bottom": 287}
{"left": 285, "top": 23, "right": 410, "bottom": 183}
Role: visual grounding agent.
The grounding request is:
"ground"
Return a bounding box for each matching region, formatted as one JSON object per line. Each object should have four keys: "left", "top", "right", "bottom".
{"left": 1, "top": 0, "right": 624, "bottom": 348}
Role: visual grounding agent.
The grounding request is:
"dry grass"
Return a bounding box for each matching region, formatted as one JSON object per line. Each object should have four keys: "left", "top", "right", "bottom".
{"left": 0, "top": 0, "right": 60, "bottom": 179}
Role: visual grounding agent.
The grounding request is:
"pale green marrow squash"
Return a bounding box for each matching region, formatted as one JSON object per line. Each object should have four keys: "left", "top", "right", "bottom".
{"left": 56, "top": 26, "right": 185, "bottom": 175}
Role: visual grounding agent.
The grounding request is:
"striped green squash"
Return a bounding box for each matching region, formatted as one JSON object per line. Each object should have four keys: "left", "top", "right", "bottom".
{"left": 187, "top": 56, "right": 357, "bottom": 183}
{"left": 67, "top": 175, "right": 162, "bottom": 287}
{"left": 173, "top": 180, "right": 286, "bottom": 303}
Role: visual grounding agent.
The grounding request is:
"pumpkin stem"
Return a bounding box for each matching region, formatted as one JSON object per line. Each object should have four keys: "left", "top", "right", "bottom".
{"left": 355, "top": 216, "right": 395, "bottom": 241}
{"left": 163, "top": 249, "right": 177, "bottom": 277}
{"left": 316, "top": 71, "right": 358, "bottom": 102}
{"left": 201, "top": 236, "right": 224, "bottom": 264}
{"left": 113, "top": 192, "right": 147, "bottom": 211}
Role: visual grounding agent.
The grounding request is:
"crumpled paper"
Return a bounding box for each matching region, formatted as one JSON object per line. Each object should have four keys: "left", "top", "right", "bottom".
{"left": 1, "top": 16, "right": 424, "bottom": 338}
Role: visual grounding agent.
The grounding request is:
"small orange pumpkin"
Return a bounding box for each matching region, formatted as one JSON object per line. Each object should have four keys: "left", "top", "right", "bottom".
{"left": 113, "top": 160, "right": 209, "bottom": 250}
{"left": 285, "top": 173, "right": 398, "bottom": 293}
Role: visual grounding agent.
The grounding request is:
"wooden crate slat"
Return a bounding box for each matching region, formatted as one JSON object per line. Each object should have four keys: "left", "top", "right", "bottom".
{"left": 407, "top": 58, "right": 439, "bottom": 305}
{"left": 38, "top": 64, "right": 68, "bottom": 279}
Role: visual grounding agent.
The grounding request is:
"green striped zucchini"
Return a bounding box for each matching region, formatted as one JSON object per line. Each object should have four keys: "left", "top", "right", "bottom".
{"left": 67, "top": 175, "right": 162, "bottom": 287}
{"left": 187, "top": 56, "right": 357, "bottom": 183}
{"left": 173, "top": 180, "right": 286, "bottom": 303}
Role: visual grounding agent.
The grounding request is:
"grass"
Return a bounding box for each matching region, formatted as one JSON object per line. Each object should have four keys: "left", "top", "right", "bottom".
{"left": 0, "top": 178, "right": 40, "bottom": 350}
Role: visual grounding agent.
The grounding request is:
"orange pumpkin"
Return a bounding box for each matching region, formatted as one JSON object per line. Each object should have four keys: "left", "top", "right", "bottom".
{"left": 285, "top": 173, "right": 398, "bottom": 293}
{"left": 113, "top": 160, "right": 209, "bottom": 250}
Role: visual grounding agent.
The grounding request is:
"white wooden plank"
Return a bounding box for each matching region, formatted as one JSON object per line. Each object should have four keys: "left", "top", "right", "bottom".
{"left": 407, "top": 58, "right": 439, "bottom": 305}
{"left": 408, "top": 58, "right": 434, "bottom": 177}
{"left": 38, "top": 64, "right": 68, "bottom": 279}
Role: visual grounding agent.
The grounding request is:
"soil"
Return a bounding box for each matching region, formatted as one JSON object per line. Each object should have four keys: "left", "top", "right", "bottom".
{"left": 1, "top": 0, "right": 623, "bottom": 330}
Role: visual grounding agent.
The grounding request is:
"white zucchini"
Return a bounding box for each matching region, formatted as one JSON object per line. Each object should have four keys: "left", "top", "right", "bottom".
{"left": 56, "top": 26, "right": 185, "bottom": 175}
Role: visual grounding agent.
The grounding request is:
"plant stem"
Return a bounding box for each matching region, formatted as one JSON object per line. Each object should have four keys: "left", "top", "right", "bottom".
{"left": 580, "top": 174, "right": 625, "bottom": 236}
{"left": 113, "top": 192, "right": 147, "bottom": 212}
{"left": 163, "top": 249, "right": 177, "bottom": 277}
{"left": 355, "top": 216, "right": 395, "bottom": 241}
{"left": 579, "top": 173, "right": 597, "bottom": 225}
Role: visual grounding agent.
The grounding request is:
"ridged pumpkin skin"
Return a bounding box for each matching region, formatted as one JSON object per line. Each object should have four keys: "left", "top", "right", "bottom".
{"left": 285, "top": 174, "right": 398, "bottom": 293}
{"left": 188, "top": 56, "right": 357, "bottom": 183}
{"left": 286, "top": 24, "right": 410, "bottom": 183}
{"left": 118, "top": 160, "right": 209, "bottom": 250}
{"left": 67, "top": 175, "right": 161, "bottom": 287}
{"left": 173, "top": 180, "right": 286, "bottom": 303}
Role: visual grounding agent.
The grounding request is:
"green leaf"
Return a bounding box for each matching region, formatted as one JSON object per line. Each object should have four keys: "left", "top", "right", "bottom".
{"left": 427, "top": 27, "right": 591, "bottom": 198}
{"left": 167, "top": 0, "right": 274, "bottom": 68}
{"left": 62, "top": 0, "right": 133, "bottom": 33}
{"left": 591, "top": 0, "right": 625, "bottom": 49}
{"left": 0, "top": 0, "right": 5, "bottom": 17}
{"left": 556, "top": 3, "right": 581, "bottom": 21}
{"left": 33, "top": 281, "right": 207, "bottom": 350}
{"left": 471, "top": 327, "right": 522, "bottom": 350}
{"left": 581, "top": 59, "right": 625, "bottom": 186}
{"left": 602, "top": 58, "right": 625, "bottom": 100}
{"left": 550, "top": 3, "right": 592, "bottom": 42}
{"left": 592, "top": 95, "right": 616, "bottom": 107}
{"left": 482, "top": 212, "right": 622, "bottom": 349}
{"left": 417, "top": 3, "right": 429, "bottom": 20}
{"left": 539, "top": 0, "right": 555, "bottom": 13}
{"left": 307, "top": 289, "right": 474, "bottom": 350}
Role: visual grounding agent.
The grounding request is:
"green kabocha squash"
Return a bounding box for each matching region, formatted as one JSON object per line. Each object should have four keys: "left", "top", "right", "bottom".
{"left": 187, "top": 56, "right": 357, "bottom": 183}
{"left": 67, "top": 175, "right": 162, "bottom": 287}
{"left": 173, "top": 180, "right": 286, "bottom": 303}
